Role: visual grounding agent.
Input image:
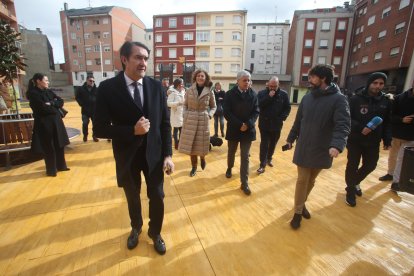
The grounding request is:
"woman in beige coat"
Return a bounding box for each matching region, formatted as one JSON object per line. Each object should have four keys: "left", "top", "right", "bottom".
{"left": 178, "top": 69, "right": 216, "bottom": 176}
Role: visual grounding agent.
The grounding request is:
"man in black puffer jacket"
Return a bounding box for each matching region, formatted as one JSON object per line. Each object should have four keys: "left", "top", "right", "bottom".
{"left": 76, "top": 76, "right": 99, "bottom": 142}
{"left": 345, "top": 72, "right": 392, "bottom": 207}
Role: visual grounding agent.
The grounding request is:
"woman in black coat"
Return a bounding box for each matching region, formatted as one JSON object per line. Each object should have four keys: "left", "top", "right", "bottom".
{"left": 27, "top": 73, "right": 70, "bottom": 176}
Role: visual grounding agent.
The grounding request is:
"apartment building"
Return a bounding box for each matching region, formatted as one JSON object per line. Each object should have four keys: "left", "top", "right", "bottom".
{"left": 245, "top": 22, "right": 290, "bottom": 91}
{"left": 346, "top": 0, "right": 414, "bottom": 93}
{"left": 19, "top": 26, "right": 54, "bottom": 94}
{"left": 153, "top": 10, "right": 247, "bottom": 89}
{"left": 287, "top": 3, "right": 354, "bottom": 103}
{"left": 0, "top": 0, "right": 17, "bottom": 29}
{"left": 60, "top": 3, "right": 146, "bottom": 86}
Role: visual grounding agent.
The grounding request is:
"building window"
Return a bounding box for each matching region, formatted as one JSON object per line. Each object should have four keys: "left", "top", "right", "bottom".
{"left": 155, "top": 34, "right": 162, "bottom": 43}
{"left": 378, "top": 30, "right": 387, "bottom": 39}
{"left": 183, "top": 47, "right": 193, "bottom": 56}
{"left": 95, "top": 58, "right": 101, "bottom": 65}
{"left": 71, "top": 33, "right": 76, "bottom": 39}
{"left": 169, "top": 33, "right": 177, "bottom": 43}
{"left": 104, "top": 46, "right": 110, "bottom": 52}
{"left": 395, "top": 22, "right": 406, "bottom": 34}
{"left": 252, "top": 34, "right": 256, "bottom": 42}
{"left": 103, "top": 32, "right": 110, "bottom": 38}
{"left": 215, "top": 32, "right": 223, "bottom": 42}
{"left": 199, "top": 48, "right": 209, "bottom": 57}
{"left": 183, "top": 16, "right": 194, "bottom": 25}
{"left": 103, "top": 72, "right": 107, "bottom": 77}
{"left": 94, "top": 45, "right": 100, "bottom": 52}
{"left": 105, "top": 59, "right": 111, "bottom": 65}
{"left": 73, "top": 59, "right": 78, "bottom": 65}
{"left": 183, "top": 32, "right": 193, "bottom": 41}
{"left": 169, "top": 18, "right": 177, "bottom": 28}
{"left": 215, "top": 16, "right": 224, "bottom": 26}
{"left": 357, "top": 43, "right": 361, "bottom": 49}
{"left": 231, "top": 48, "right": 241, "bottom": 57}
{"left": 306, "top": 21, "right": 315, "bottom": 31}
{"left": 215, "top": 48, "right": 223, "bottom": 58}
{"left": 93, "top": 31, "right": 100, "bottom": 39}
{"left": 367, "top": 15, "right": 376, "bottom": 26}
{"left": 197, "top": 31, "right": 210, "bottom": 42}
{"left": 374, "top": 52, "right": 382, "bottom": 60}
{"left": 83, "top": 20, "right": 89, "bottom": 26}
{"left": 232, "top": 32, "right": 241, "bottom": 41}
{"left": 382, "top": 7, "right": 391, "bottom": 18}
{"left": 317, "top": 56, "right": 326, "bottom": 64}
{"left": 338, "top": 20, "right": 346, "bottom": 30}
{"left": 155, "top": 18, "right": 162, "bottom": 27}
{"left": 304, "top": 39, "right": 313, "bottom": 48}
{"left": 353, "top": 45, "right": 357, "bottom": 53}
{"left": 156, "top": 48, "right": 162, "bottom": 57}
{"left": 85, "top": 47, "right": 91, "bottom": 53}
{"left": 233, "top": 15, "right": 242, "bottom": 24}
{"left": 78, "top": 52, "right": 82, "bottom": 57}
{"left": 365, "top": 36, "right": 372, "bottom": 45}
{"left": 259, "top": 55, "right": 264, "bottom": 64}
{"left": 319, "top": 39, "right": 328, "bottom": 49}
{"left": 94, "top": 19, "right": 100, "bottom": 25}
{"left": 86, "top": 60, "right": 92, "bottom": 66}
{"left": 84, "top": 33, "right": 90, "bottom": 39}
{"left": 303, "top": 56, "right": 311, "bottom": 66}
{"left": 169, "top": 48, "right": 177, "bottom": 58}
{"left": 198, "top": 17, "right": 210, "bottom": 26}
{"left": 214, "top": 64, "right": 222, "bottom": 73}
{"left": 76, "top": 23, "right": 80, "bottom": 30}
{"left": 321, "top": 21, "right": 330, "bottom": 31}
{"left": 333, "top": 56, "right": 341, "bottom": 65}
{"left": 72, "top": 45, "right": 77, "bottom": 53}
{"left": 103, "top": 18, "right": 109, "bottom": 24}
{"left": 251, "top": 50, "right": 255, "bottom": 58}
{"left": 360, "top": 25, "right": 364, "bottom": 33}
{"left": 390, "top": 47, "right": 400, "bottom": 56}
{"left": 362, "top": 56, "right": 368, "bottom": 63}
{"left": 335, "top": 39, "right": 344, "bottom": 49}
{"left": 399, "top": 0, "right": 410, "bottom": 10}
{"left": 231, "top": 64, "right": 240, "bottom": 72}
{"left": 301, "top": 74, "right": 308, "bottom": 82}
{"left": 355, "top": 27, "right": 360, "bottom": 35}
{"left": 195, "top": 62, "right": 209, "bottom": 71}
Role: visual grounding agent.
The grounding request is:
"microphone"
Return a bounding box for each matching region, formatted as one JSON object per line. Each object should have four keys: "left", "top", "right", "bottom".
{"left": 366, "top": 116, "right": 383, "bottom": 130}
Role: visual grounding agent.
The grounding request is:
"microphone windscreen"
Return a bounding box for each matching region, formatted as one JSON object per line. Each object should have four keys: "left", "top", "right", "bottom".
{"left": 366, "top": 116, "right": 383, "bottom": 130}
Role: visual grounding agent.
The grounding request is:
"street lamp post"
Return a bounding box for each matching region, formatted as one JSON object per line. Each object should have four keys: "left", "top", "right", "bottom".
{"left": 99, "top": 41, "right": 104, "bottom": 79}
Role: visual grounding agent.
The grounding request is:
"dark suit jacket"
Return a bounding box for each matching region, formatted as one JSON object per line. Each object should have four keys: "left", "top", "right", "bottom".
{"left": 258, "top": 88, "right": 291, "bottom": 131}
{"left": 93, "top": 73, "right": 172, "bottom": 187}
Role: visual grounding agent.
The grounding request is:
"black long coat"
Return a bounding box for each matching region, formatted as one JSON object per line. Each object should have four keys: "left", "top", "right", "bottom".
{"left": 257, "top": 88, "right": 291, "bottom": 131}
{"left": 93, "top": 73, "right": 172, "bottom": 187}
{"left": 27, "top": 87, "right": 70, "bottom": 154}
{"left": 223, "top": 86, "right": 259, "bottom": 142}
{"left": 75, "top": 82, "right": 98, "bottom": 116}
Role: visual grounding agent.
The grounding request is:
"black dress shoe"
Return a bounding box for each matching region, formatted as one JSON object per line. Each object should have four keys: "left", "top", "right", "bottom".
{"left": 93, "top": 136, "right": 99, "bottom": 142}
{"left": 225, "top": 168, "right": 232, "bottom": 178}
{"left": 148, "top": 230, "right": 166, "bottom": 255}
{"left": 127, "top": 228, "right": 142, "bottom": 250}
{"left": 290, "top": 213, "right": 302, "bottom": 229}
{"left": 83, "top": 135, "right": 87, "bottom": 142}
{"left": 257, "top": 167, "right": 265, "bottom": 174}
{"left": 240, "top": 184, "right": 251, "bottom": 195}
{"left": 46, "top": 172, "right": 57, "bottom": 177}
{"left": 379, "top": 174, "right": 393, "bottom": 181}
{"left": 267, "top": 160, "right": 274, "bottom": 167}
{"left": 57, "top": 167, "right": 70, "bottom": 172}
{"left": 201, "top": 158, "right": 206, "bottom": 170}
{"left": 190, "top": 167, "right": 197, "bottom": 177}
{"left": 355, "top": 184, "right": 362, "bottom": 197}
{"left": 391, "top": 182, "right": 400, "bottom": 192}
{"left": 302, "top": 205, "right": 311, "bottom": 219}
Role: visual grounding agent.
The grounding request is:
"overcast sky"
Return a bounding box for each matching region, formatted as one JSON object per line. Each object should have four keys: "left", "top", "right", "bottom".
{"left": 15, "top": 0, "right": 347, "bottom": 63}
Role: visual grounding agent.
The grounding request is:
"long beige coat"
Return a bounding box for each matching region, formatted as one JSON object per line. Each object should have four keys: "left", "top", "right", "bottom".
{"left": 178, "top": 84, "right": 216, "bottom": 156}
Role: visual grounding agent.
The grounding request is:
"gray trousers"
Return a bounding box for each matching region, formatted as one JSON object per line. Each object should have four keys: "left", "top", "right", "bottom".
{"left": 227, "top": 140, "right": 252, "bottom": 186}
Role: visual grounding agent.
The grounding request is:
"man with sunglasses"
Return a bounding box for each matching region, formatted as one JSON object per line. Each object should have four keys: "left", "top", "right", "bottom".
{"left": 76, "top": 76, "right": 99, "bottom": 142}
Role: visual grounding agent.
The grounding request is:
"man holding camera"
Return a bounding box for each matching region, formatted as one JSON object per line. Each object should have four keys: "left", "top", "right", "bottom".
{"left": 256, "top": 76, "right": 291, "bottom": 174}
{"left": 345, "top": 72, "right": 392, "bottom": 207}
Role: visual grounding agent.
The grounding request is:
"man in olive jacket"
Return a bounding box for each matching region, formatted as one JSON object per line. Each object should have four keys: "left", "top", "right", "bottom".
{"left": 286, "top": 64, "right": 350, "bottom": 229}
{"left": 224, "top": 70, "right": 259, "bottom": 195}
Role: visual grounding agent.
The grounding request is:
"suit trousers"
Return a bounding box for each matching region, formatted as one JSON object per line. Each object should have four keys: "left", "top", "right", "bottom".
{"left": 122, "top": 148, "right": 165, "bottom": 234}
{"left": 294, "top": 166, "right": 322, "bottom": 213}
{"left": 387, "top": 138, "right": 409, "bottom": 175}
{"left": 259, "top": 128, "right": 281, "bottom": 167}
{"left": 345, "top": 141, "right": 380, "bottom": 188}
{"left": 227, "top": 140, "right": 252, "bottom": 186}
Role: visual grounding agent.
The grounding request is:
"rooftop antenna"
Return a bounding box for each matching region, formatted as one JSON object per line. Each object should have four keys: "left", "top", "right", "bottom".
{"left": 88, "top": 0, "right": 91, "bottom": 7}
{"left": 275, "top": 5, "right": 277, "bottom": 23}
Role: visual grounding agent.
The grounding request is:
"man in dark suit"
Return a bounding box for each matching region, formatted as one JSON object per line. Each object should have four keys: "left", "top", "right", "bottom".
{"left": 256, "top": 76, "right": 291, "bottom": 174}
{"left": 94, "top": 41, "right": 174, "bottom": 255}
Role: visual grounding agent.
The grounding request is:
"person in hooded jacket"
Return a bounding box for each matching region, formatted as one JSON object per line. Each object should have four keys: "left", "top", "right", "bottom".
{"left": 286, "top": 64, "right": 350, "bottom": 229}
{"left": 27, "top": 73, "right": 70, "bottom": 177}
{"left": 345, "top": 72, "right": 392, "bottom": 207}
{"left": 167, "top": 78, "right": 186, "bottom": 150}
{"left": 76, "top": 76, "right": 99, "bottom": 142}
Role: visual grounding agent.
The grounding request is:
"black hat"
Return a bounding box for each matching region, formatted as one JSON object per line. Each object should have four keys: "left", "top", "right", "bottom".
{"left": 367, "top": 72, "right": 387, "bottom": 87}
